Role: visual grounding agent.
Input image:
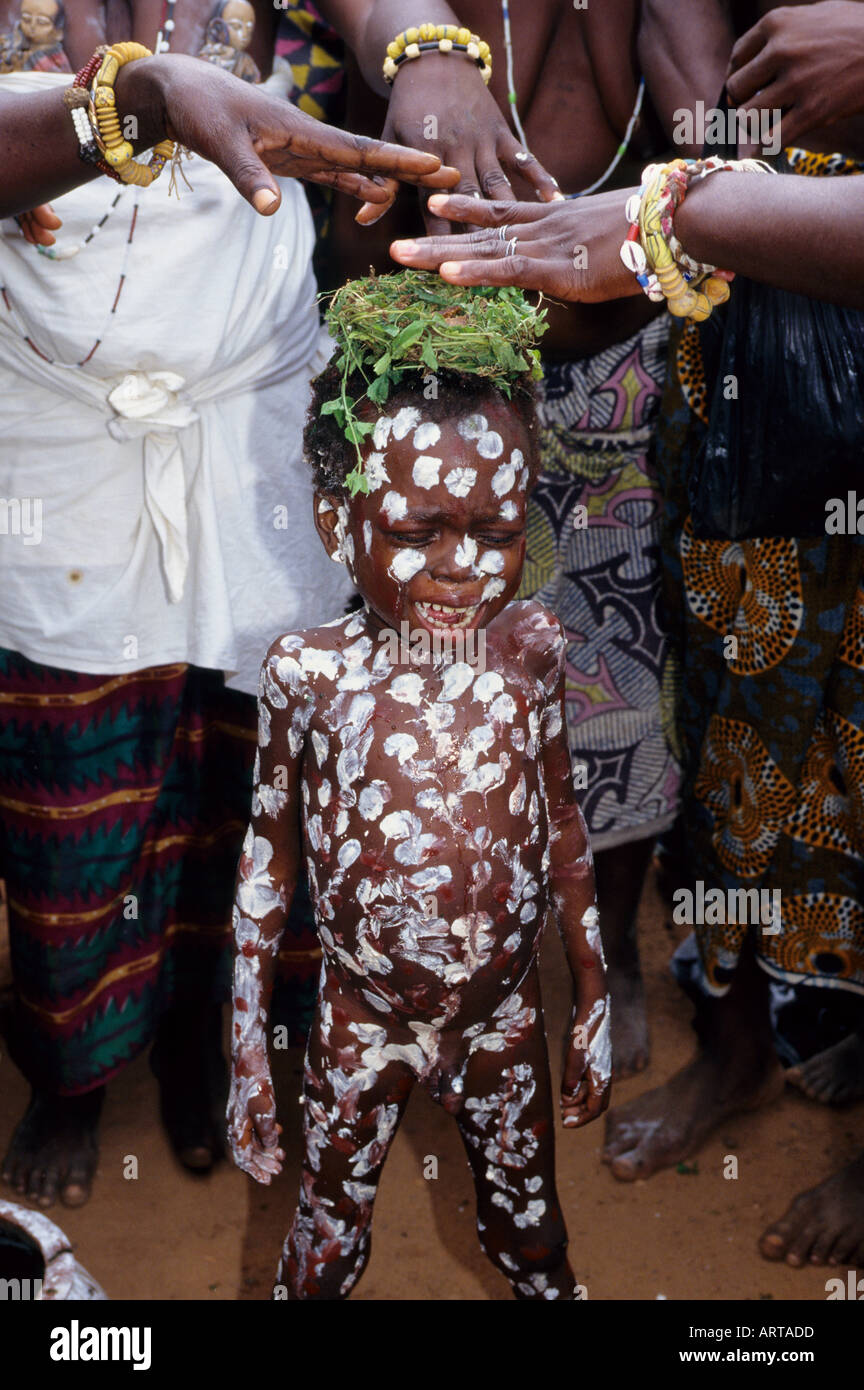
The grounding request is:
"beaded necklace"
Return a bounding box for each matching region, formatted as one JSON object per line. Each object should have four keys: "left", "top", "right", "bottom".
{"left": 1, "top": 2, "right": 184, "bottom": 364}
{"left": 499, "top": 0, "right": 645, "bottom": 198}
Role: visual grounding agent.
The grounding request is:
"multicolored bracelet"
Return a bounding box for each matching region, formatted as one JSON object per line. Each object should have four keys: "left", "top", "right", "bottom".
{"left": 90, "top": 42, "right": 176, "bottom": 187}
{"left": 383, "top": 24, "right": 492, "bottom": 85}
{"left": 620, "top": 156, "right": 775, "bottom": 322}
{"left": 64, "top": 47, "right": 123, "bottom": 182}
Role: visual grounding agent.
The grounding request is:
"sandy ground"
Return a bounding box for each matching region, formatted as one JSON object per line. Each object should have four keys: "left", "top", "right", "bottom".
{"left": 0, "top": 868, "right": 861, "bottom": 1302}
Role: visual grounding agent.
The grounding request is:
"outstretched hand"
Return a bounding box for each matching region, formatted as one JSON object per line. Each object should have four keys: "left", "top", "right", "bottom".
{"left": 121, "top": 54, "right": 460, "bottom": 217}
{"left": 356, "top": 54, "right": 561, "bottom": 229}
{"left": 727, "top": 0, "right": 864, "bottom": 148}
{"left": 390, "top": 191, "right": 640, "bottom": 302}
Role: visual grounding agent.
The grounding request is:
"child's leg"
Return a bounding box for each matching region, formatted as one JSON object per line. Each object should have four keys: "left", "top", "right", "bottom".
{"left": 275, "top": 984, "right": 414, "bottom": 1300}
{"left": 454, "top": 973, "right": 576, "bottom": 1300}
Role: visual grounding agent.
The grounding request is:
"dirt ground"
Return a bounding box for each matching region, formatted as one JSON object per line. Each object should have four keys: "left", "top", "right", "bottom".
{"left": 0, "top": 869, "right": 860, "bottom": 1302}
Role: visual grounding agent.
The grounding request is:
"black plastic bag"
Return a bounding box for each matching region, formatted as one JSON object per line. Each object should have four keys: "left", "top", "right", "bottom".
{"left": 688, "top": 281, "right": 864, "bottom": 539}
{"left": 686, "top": 100, "right": 864, "bottom": 540}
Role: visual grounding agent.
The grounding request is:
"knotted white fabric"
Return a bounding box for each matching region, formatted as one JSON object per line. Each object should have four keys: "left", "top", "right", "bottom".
{"left": 107, "top": 371, "right": 199, "bottom": 604}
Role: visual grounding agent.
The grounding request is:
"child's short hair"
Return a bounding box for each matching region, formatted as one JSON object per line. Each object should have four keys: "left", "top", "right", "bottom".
{"left": 305, "top": 362, "right": 539, "bottom": 495}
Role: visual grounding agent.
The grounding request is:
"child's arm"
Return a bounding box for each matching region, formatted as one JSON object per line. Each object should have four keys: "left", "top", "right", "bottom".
{"left": 538, "top": 619, "right": 612, "bottom": 1129}
{"left": 226, "top": 641, "right": 309, "bottom": 1183}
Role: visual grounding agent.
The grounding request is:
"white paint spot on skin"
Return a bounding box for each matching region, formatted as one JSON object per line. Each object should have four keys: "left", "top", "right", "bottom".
{"left": 509, "top": 773, "right": 526, "bottom": 816}
{"left": 392, "top": 406, "right": 421, "bottom": 440}
{"left": 383, "top": 732, "right": 418, "bottom": 764}
{"left": 363, "top": 520, "right": 372, "bottom": 554}
{"left": 413, "top": 421, "right": 441, "bottom": 451}
{"left": 364, "top": 452, "right": 390, "bottom": 491}
{"left": 317, "top": 498, "right": 333, "bottom": 513}
{"left": 481, "top": 576, "right": 506, "bottom": 603}
{"left": 478, "top": 549, "right": 505, "bottom": 575}
{"left": 492, "top": 462, "right": 516, "bottom": 496}
{"left": 338, "top": 839, "right": 361, "bottom": 869}
{"left": 499, "top": 499, "right": 518, "bottom": 520}
{"left": 412, "top": 455, "right": 442, "bottom": 489}
{"left": 444, "top": 467, "right": 476, "bottom": 497}
{"left": 477, "top": 431, "right": 503, "bottom": 459}
{"left": 299, "top": 648, "right": 341, "bottom": 680}
{"left": 473, "top": 671, "right": 505, "bottom": 703}
{"left": 390, "top": 672, "right": 425, "bottom": 703}
{"left": 372, "top": 417, "right": 392, "bottom": 450}
{"left": 581, "top": 904, "right": 604, "bottom": 961}
{"left": 382, "top": 491, "right": 407, "bottom": 523}
{"left": 457, "top": 412, "right": 487, "bottom": 441}
{"left": 389, "top": 548, "right": 426, "bottom": 583}
{"left": 454, "top": 535, "right": 478, "bottom": 569}
{"left": 318, "top": 779, "right": 332, "bottom": 808}
{"left": 489, "top": 692, "right": 517, "bottom": 725}
{"left": 519, "top": 466, "right": 530, "bottom": 490}
{"left": 440, "top": 662, "right": 474, "bottom": 701}
{"left": 311, "top": 730, "right": 329, "bottom": 766}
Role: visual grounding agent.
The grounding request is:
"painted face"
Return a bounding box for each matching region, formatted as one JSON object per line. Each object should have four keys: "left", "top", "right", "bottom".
{"left": 19, "top": 0, "right": 61, "bottom": 43}
{"left": 315, "top": 399, "right": 534, "bottom": 640}
{"left": 221, "top": 0, "right": 254, "bottom": 49}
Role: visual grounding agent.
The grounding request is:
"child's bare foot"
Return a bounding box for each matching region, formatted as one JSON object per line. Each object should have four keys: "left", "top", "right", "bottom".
{"left": 759, "top": 1151, "right": 864, "bottom": 1267}
{"left": 602, "top": 1049, "right": 783, "bottom": 1181}
{"left": 608, "top": 964, "right": 650, "bottom": 1078}
{"left": 151, "top": 1004, "right": 226, "bottom": 1172}
{"left": 1, "top": 1087, "right": 103, "bottom": 1208}
{"left": 786, "top": 1034, "right": 864, "bottom": 1105}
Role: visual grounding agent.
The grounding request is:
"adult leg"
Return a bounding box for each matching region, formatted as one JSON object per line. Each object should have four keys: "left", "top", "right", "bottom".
{"left": 603, "top": 941, "right": 783, "bottom": 1181}
{"left": 453, "top": 969, "right": 575, "bottom": 1299}
{"left": 595, "top": 835, "right": 655, "bottom": 1077}
{"left": 275, "top": 981, "right": 414, "bottom": 1300}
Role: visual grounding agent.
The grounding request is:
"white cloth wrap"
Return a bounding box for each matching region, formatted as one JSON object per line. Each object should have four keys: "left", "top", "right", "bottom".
{"left": 0, "top": 70, "right": 349, "bottom": 693}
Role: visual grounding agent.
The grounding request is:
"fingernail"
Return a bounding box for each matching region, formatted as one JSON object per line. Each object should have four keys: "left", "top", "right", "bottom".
{"left": 253, "top": 188, "right": 279, "bottom": 214}
{"left": 552, "top": 191, "right": 566, "bottom": 201}
{"left": 427, "top": 195, "right": 446, "bottom": 210}
{"left": 440, "top": 262, "right": 463, "bottom": 276}
{"left": 391, "top": 240, "right": 417, "bottom": 254}
{"left": 563, "top": 1117, "right": 578, "bottom": 1127}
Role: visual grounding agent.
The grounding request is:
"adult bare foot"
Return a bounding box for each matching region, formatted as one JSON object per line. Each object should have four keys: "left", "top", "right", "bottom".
{"left": 1, "top": 1087, "right": 103, "bottom": 1209}
{"left": 604, "top": 944, "right": 784, "bottom": 1180}
{"left": 602, "top": 1049, "right": 783, "bottom": 1180}
{"left": 786, "top": 1034, "right": 864, "bottom": 1105}
{"left": 759, "top": 1151, "right": 864, "bottom": 1267}
{"left": 150, "top": 1003, "right": 227, "bottom": 1173}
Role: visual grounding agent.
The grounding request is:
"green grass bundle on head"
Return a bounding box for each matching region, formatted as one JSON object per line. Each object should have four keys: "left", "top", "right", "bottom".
{"left": 315, "top": 269, "right": 548, "bottom": 496}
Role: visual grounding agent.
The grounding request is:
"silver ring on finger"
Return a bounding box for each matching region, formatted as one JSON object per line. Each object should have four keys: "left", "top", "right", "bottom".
{"left": 497, "top": 224, "right": 510, "bottom": 242}
{"left": 505, "top": 236, "right": 518, "bottom": 258}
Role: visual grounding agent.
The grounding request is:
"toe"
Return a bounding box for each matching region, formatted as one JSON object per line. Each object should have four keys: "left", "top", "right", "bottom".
{"left": 826, "top": 1228, "right": 859, "bottom": 1266}
{"left": 808, "top": 1225, "right": 839, "bottom": 1265}
{"left": 785, "top": 1219, "right": 820, "bottom": 1267}
{"left": 759, "top": 1220, "right": 795, "bottom": 1261}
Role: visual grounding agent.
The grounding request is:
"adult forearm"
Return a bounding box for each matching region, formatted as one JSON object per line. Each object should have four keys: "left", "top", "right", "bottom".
{"left": 675, "top": 172, "right": 864, "bottom": 308}
{"left": 639, "top": 0, "right": 734, "bottom": 152}
{"left": 0, "top": 57, "right": 167, "bottom": 219}
{"left": 319, "top": 0, "right": 465, "bottom": 96}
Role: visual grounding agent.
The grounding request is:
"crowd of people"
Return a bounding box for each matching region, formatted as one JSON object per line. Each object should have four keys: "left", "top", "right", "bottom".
{"left": 1, "top": 0, "right": 863, "bottom": 1294}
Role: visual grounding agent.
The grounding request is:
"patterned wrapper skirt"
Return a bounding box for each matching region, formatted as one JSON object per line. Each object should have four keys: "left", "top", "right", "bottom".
{"left": 0, "top": 652, "right": 319, "bottom": 1096}
{"left": 520, "top": 314, "right": 681, "bottom": 850}
{"left": 654, "top": 150, "right": 864, "bottom": 1059}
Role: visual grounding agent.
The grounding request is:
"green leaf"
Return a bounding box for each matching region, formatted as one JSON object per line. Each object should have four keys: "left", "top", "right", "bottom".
{"left": 372, "top": 352, "right": 392, "bottom": 376}
{"left": 391, "top": 321, "right": 426, "bottom": 354}
{"left": 345, "top": 420, "right": 375, "bottom": 444}
{"left": 420, "top": 340, "right": 438, "bottom": 372}
{"left": 366, "top": 375, "right": 390, "bottom": 404}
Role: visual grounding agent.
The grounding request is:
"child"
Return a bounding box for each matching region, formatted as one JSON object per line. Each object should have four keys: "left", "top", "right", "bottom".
{"left": 226, "top": 272, "right": 611, "bottom": 1301}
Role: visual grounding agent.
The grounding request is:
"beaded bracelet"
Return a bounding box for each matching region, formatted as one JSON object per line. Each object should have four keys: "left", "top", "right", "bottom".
{"left": 620, "top": 156, "right": 775, "bottom": 322}
{"left": 90, "top": 42, "right": 176, "bottom": 187}
{"left": 63, "top": 47, "right": 123, "bottom": 181}
{"left": 383, "top": 24, "right": 492, "bottom": 85}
